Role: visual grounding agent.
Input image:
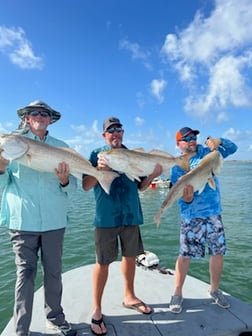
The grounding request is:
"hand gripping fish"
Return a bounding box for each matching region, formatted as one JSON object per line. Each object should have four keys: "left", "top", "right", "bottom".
{"left": 154, "top": 150, "right": 223, "bottom": 226}
{"left": 0, "top": 134, "right": 118, "bottom": 194}
{"left": 98, "top": 148, "right": 190, "bottom": 181}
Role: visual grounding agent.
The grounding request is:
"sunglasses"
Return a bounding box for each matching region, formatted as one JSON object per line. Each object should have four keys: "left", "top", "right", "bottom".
{"left": 106, "top": 127, "right": 123, "bottom": 134}
{"left": 180, "top": 135, "right": 197, "bottom": 142}
{"left": 28, "top": 111, "right": 51, "bottom": 117}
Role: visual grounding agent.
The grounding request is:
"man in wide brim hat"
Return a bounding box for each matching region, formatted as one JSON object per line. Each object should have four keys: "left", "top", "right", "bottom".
{"left": 0, "top": 99, "right": 78, "bottom": 336}
{"left": 17, "top": 100, "right": 61, "bottom": 124}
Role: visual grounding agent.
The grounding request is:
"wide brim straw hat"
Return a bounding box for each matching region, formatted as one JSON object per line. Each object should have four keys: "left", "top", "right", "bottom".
{"left": 17, "top": 100, "right": 61, "bottom": 124}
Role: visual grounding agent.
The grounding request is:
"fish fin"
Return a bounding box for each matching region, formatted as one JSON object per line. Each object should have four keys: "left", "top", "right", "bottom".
{"left": 110, "top": 170, "right": 140, "bottom": 182}
{"left": 61, "top": 147, "right": 91, "bottom": 161}
{"left": 97, "top": 171, "right": 119, "bottom": 194}
{"left": 127, "top": 162, "right": 146, "bottom": 175}
{"left": 26, "top": 153, "right": 33, "bottom": 166}
{"left": 198, "top": 185, "right": 206, "bottom": 194}
{"left": 208, "top": 177, "right": 216, "bottom": 190}
{"left": 197, "top": 178, "right": 215, "bottom": 194}
{"left": 149, "top": 149, "right": 174, "bottom": 158}
{"left": 176, "top": 153, "right": 192, "bottom": 172}
{"left": 132, "top": 148, "right": 145, "bottom": 152}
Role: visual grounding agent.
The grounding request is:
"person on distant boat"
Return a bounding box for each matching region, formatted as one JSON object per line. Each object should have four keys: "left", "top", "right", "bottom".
{"left": 169, "top": 127, "right": 237, "bottom": 314}
{"left": 0, "top": 100, "right": 77, "bottom": 336}
{"left": 82, "top": 117, "right": 162, "bottom": 335}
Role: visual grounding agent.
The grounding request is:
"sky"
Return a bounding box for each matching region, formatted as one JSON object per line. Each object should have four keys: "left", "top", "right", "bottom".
{"left": 0, "top": 0, "right": 251, "bottom": 160}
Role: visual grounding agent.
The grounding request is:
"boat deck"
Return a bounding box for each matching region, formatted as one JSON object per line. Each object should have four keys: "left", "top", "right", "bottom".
{"left": 1, "top": 261, "right": 252, "bottom": 336}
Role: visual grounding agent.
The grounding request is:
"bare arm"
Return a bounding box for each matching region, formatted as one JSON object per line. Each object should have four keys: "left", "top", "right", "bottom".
{"left": 82, "top": 175, "right": 97, "bottom": 191}
{"left": 138, "top": 163, "right": 163, "bottom": 192}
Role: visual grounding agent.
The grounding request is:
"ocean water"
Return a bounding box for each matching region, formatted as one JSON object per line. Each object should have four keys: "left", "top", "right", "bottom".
{"left": 0, "top": 161, "right": 251, "bottom": 333}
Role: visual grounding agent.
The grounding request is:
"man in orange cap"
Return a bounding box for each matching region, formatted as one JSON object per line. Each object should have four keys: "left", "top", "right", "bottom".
{"left": 169, "top": 126, "right": 237, "bottom": 314}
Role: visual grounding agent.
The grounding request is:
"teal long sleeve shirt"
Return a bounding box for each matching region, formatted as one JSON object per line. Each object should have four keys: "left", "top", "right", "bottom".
{"left": 0, "top": 131, "right": 77, "bottom": 232}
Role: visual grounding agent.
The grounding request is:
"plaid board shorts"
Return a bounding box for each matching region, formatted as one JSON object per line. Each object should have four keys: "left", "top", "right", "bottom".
{"left": 179, "top": 215, "right": 227, "bottom": 259}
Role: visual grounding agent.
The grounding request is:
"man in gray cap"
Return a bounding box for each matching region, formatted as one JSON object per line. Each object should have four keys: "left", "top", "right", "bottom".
{"left": 0, "top": 100, "right": 77, "bottom": 336}
{"left": 83, "top": 116, "right": 162, "bottom": 335}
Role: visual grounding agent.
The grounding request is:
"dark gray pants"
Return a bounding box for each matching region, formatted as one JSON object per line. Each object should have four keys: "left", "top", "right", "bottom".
{"left": 10, "top": 229, "right": 65, "bottom": 336}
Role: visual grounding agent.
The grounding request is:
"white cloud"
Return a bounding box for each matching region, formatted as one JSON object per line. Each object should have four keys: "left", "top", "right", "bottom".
{"left": 221, "top": 128, "right": 252, "bottom": 157}
{"left": 71, "top": 120, "right": 101, "bottom": 138}
{"left": 208, "top": 55, "right": 252, "bottom": 107}
{"left": 185, "top": 54, "right": 252, "bottom": 117}
{"left": 0, "top": 26, "right": 43, "bottom": 69}
{"left": 135, "top": 116, "right": 144, "bottom": 126}
{"left": 150, "top": 79, "right": 167, "bottom": 103}
{"left": 216, "top": 111, "right": 228, "bottom": 123}
{"left": 162, "top": 0, "right": 252, "bottom": 65}
{"left": 222, "top": 127, "right": 241, "bottom": 141}
{"left": 67, "top": 121, "right": 104, "bottom": 155}
{"left": 119, "top": 38, "right": 152, "bottom": 70}
{"left": 161, "top": 0, "right": 252, "bottom": 119}
{"left": 222, "top": 128, "right": 252, "bottom": 146}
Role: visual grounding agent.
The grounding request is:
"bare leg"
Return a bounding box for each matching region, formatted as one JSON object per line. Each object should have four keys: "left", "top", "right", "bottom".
{"left": 209, "top": 255, "right": 223, "bottom": 292}
{"left": 173, "top": 256, "right": 190, "bottom": 296}
{"left": 121, "top": 256, "right": 152, "bottom": 313}
{"left": 91, "top": 263, "right": 108, "bottom": 334}
{"left": 122, "top": 256, "right": 136, "bottom": 301}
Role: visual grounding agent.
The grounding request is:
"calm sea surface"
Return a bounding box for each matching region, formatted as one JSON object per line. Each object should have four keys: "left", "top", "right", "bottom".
{"left": 0, "top": 161, "right": 251, "bottom": 333}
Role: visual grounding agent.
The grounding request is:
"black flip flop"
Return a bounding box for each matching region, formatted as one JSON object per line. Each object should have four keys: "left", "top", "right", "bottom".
{"left": 90, "top": 317, "right": 107, "bottom": 336}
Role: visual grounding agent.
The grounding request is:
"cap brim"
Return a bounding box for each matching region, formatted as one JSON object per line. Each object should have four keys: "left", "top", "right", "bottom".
{"left": 183, "top": 129, "right": 199, "bottom": 137}
{"left": 104, "top": 122, "right": 122, "bottom": 132}
{"left": 17, "top": 106, "right": 61, "bottom": 124}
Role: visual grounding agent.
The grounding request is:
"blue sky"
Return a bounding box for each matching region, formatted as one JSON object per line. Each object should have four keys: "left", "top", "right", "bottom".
{"left": 0, "top": 0, "right": 251, "bottom": 160}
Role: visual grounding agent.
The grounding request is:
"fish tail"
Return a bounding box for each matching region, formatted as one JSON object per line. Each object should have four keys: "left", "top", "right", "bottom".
{"left": 98, "top": 171, "right": 119, "bottom": 194}
{"left": 176, "top": 154, "right": 190, "bottom": 171}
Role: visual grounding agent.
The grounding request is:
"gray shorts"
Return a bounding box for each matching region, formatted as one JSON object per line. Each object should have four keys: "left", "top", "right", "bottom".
{"left": 94, "top": 226, "right": 144, "bottom": 265}
{"left": 180, "top": 215, "right": 227, "bottom": 259}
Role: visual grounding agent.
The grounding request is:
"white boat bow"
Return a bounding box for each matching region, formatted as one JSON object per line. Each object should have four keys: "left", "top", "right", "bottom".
{"left": 1, "top": 261, "right": 252, "bottom": 336}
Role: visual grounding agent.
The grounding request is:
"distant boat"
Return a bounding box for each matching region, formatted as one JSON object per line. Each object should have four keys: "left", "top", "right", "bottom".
{"left": 149, "top": 177, "right": 171, "bottom": 189}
